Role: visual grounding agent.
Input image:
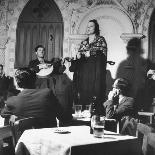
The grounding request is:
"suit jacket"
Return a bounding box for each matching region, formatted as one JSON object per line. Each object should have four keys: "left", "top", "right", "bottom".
{"left": 29, "top": 59, "right": 50, "bottom": 73}
{"left": 1, "top": 88, "right": 65, "bottom": 128}
{"left": 103, "top": 96, "right": 135, "bottom": 121}
{"left": 104, "top": 96, "right": 138, "bottom": 136}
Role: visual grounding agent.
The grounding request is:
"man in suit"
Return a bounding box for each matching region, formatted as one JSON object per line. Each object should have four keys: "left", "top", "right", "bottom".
{"left": 103, "top": 78, "right": 137, "bottom": 135}
{"left": 28, "top": 45, "right": 51, "bottom": 73}
{"left": 1, "top": 68, "right": 69, "bottom": 128}
{"left": 0, "top": 64, "right": 17, "bottom": 109}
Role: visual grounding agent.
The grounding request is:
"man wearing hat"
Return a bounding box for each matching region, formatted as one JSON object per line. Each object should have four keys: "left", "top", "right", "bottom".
{"left": 103, "top": 78, "right": 137, "bottom": 135}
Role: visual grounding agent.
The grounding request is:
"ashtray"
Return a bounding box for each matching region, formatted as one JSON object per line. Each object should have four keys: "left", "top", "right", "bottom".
{"left": 54, "top": 129, "right": 71, "bottom": 134}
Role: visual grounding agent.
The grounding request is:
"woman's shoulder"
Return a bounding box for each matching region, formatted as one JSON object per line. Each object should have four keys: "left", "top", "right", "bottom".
{"left": 96, "top": 35, "right": 106, "bottom": 41}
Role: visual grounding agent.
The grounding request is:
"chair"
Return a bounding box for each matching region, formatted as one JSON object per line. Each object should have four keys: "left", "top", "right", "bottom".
{"left": 137, "top": 123, "right": 155, "bottom": 155}
{"left": 138, "top": 112, "right": 154, "bottom": 124}
{"left": 0, "top": 125, "right": 15, "bottom": 155}
{"left": 12, "top": 117, "right": 37, "bottom": 144}
{"left": 104, "top": 118, "right": 120, "bottom": 133}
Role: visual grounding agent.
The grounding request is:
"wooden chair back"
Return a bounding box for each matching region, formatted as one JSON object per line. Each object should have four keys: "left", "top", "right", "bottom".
{"left": 0, "top": 125, "right": 15, "bottom": 155}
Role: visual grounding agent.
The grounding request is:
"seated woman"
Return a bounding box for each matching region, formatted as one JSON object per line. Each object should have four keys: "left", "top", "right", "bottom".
{"left": 103, "top": 78, "right": 138, "bottom": 136}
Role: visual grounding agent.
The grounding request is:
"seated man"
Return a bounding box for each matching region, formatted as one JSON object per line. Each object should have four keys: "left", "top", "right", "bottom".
{"left": 28, "top": 45, "right": 52, "bottom": 89}
{"left": 1, "top": 68, "right": 69, "bottom": 128}
{"left": 0, "top": 64, "right": 17, "bottom": 109}
{"left": 103, "top": 78, "right": 137, "bottom": 135}
{"left": 28, "top": 45, "right": 51, "bottom": 73}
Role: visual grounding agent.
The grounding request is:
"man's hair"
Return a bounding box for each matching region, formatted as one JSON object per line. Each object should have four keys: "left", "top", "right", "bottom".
{"left": 34, "top": 45, "right": 45, "bottom": 52}
{"left": 126, "top": 38, "right": 141, "bottom": 50}
{"left": 0, "top": 64, "right": 3, "bottom": 69}
{"left": 89, "top": 19, "right": 100, "bottom": 36}
{"left": 114, "top": 78, "right": 130, "bottom": 96}
{"left": 15, "top": 68, "right": 36, "bottom": 89}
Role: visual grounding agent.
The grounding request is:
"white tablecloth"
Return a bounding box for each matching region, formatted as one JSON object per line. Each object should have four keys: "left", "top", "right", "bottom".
{"left": 15, "top": 126, "right": 141, "bottom": 155}
{"left": 0, "top": 116, "right": 4, "bottom": 127}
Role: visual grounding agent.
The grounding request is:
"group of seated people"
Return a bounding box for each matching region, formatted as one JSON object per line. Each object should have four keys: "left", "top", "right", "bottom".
{"left": 0, "top": 45, "right": 155, "bottom": 155}
{"left": 0, "top": 68, "right": 154, "bottom": 155}
{"left": 0, "top": 66, "right": 137, "bottom": 133}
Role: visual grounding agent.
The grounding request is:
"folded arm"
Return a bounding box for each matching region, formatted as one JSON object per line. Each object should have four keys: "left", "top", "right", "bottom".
{"left": 103, "top": 98, "right": 134, "bottom": 120}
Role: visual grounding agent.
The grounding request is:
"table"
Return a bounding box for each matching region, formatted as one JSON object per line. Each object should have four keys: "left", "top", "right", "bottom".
{"left": 15, "top": 126, "right": 141, "bottom": 155}
{"left": 72, "top": 115, "right": 119, "bottom": 133}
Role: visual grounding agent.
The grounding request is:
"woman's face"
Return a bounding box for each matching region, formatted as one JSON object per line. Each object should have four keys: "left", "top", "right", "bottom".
{"left": 86, "top": 21, "right": 95, "bottom": 35}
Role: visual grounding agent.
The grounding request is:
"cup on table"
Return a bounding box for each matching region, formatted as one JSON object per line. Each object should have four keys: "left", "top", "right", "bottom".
{"left": 74, "top": 105, "right": 82, "bottom": 117}
{"left": 83, "top": 105, "right": 91, "bottom": 118}
{"left": 91, "top": 115, "right": 105, "bottom": 138}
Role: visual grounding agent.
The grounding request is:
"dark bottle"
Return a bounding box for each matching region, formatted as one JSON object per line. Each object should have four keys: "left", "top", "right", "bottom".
{"left": 90, "top": 96, "right": 97, "bottom": 134}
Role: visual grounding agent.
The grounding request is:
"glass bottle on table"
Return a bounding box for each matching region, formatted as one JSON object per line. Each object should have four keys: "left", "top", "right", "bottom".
{"left": 74, "top": 92, "right": 82, "bottom": 117}
{"left": 90, "top": 96, "right": 97, "bottom": 134}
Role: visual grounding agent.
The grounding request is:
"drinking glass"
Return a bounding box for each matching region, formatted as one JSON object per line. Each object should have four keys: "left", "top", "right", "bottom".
{"left": 91, "top": 115, "right": 105, "bottom": 138}
{"left": 74, "top": 105, "right": 82, "bottom": 117}
{"left": 85, "top": 104, "right": 91, "bottom": 111}
{"left": 84, "top": 104, "right": 91, "bottom": 118}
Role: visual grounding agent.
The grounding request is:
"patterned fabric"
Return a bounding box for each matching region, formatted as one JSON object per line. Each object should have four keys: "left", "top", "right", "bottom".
{"left": 78, "top": 35, "right": 107, "bottom": 56}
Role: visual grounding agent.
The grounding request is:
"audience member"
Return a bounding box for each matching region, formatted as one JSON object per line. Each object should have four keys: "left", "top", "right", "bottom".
{"left": 137, "top": 123, "right": 155, "bottom": 155}
{"left": 0, "top": 64, "right": 16, "bottom": 109}
{"left": 103, "top": 78, "right": 137, "bottom": 135}
{"left": 1, "top": 68, "right": 68, "bottom": 127}
{"left": 49, "top": 58, "right": 73, "bottom": 122}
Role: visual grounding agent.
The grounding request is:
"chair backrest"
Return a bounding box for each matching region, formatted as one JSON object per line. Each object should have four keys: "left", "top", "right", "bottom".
{"left": 0, "top": 125, "right": 15, "bottom": 155}
{"left": 104, "top": 118, "right": 120, "bottom": 133}
{"left": 12, "top": 117, "right": 37, "bottom": 144}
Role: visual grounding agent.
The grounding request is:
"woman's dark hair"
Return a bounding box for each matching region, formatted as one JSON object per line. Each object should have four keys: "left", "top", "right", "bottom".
{"left": 15, "top": 68, "right": 36, "bottom": 89}
{"left": 34, "top": 45, "right": 45, "bottom": 52}
{"left": 89, "top": 19, "right": 100, "bottom": 36}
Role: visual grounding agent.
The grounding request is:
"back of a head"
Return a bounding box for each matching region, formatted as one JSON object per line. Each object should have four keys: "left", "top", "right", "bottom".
{"left": 126, "top": 38, "right": 141, "bottom": 51}
{"left": 114, "top": 78, "right": 130, "bottom": 95}
{"left": 15, "top": 68, "right": 36, "bottom": 89}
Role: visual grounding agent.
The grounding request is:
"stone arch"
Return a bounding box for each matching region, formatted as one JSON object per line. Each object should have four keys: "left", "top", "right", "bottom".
{"left": 73, "top": 5, "right": 134, "bottom": 79}
{"left": 5, "top": 0, "right": 70, "bottom": 76}
{"left": 141, "top": 2, "right": 154, "bottom": 59}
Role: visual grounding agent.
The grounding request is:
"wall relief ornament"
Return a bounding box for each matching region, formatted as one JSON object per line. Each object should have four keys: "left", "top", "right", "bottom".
{"left": 68, "top": 0, "right": 117, "bottom": 34}
{"left": 119, "top": 0, "right": 149, "bottom": 33}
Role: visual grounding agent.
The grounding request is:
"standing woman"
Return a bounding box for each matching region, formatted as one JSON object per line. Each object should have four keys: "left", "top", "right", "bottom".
{"left": 70, "top": 19, "right": 107, "bottom": 111}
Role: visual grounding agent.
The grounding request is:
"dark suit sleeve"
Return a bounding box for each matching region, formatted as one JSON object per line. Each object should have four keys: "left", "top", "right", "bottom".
{"left": 103, "top": 98, "right": 134, "bottom": 120}
{"left": 28, "top": 60, "right": 39, "bottom": 73}
{"left": 69, "top": 60, "right": 79, "bottom": 72}
{"left": 48, "top": 90, "right": 71, "bottom": 125}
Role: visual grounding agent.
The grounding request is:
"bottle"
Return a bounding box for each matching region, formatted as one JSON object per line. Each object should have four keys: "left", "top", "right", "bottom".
{"left": 90, "top": 96, "right": 97, "bottom": 134}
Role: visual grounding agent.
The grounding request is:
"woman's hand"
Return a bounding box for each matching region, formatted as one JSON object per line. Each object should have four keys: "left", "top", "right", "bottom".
{"left": 76, "top": 52, "right": 81, "bottom": 59}
{"left": 84, "top": 51, "right": 90, "bottom": 57}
